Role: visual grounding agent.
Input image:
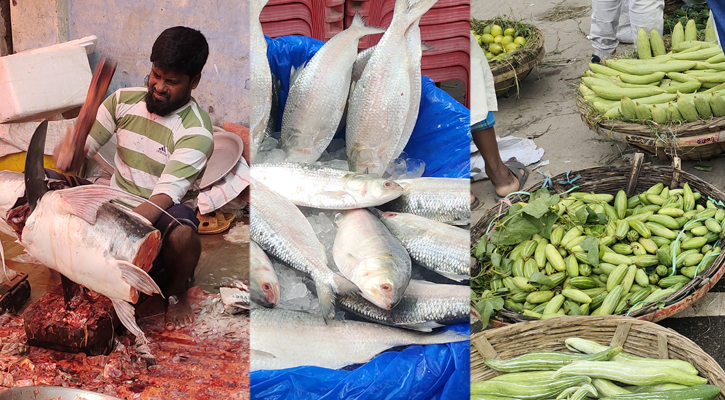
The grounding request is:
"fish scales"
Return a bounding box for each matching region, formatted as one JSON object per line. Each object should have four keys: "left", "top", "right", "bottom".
{"left": 374, "top": 210, "right": 469, "bottom": 281}
{"left": 250, "top": 308, "right": 467, "bottom": 370}
{"left": 381, "top": 177, "right": 470, "bottom": 225}
{"left": 338, "top": 280, "right": 469, "bottom": 331}
{"left": 250, "top": 163, "right": 403, "bottom": 209}
{"left": 250, "top": 0, "right": 273, "bottom": 162}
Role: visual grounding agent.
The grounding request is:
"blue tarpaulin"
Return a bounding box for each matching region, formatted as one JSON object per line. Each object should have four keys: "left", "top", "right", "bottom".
{"left": 707, "top": 0, "right": 725, "bottom": 48}
{"left": 262, "top": 35, "right": 471, "bottom": 178}
{"left": 250, "top": 35, "right": 471, "bottom": 400}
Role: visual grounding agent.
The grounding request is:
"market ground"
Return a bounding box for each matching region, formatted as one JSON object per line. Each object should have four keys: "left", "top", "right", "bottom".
{"left": 471, "top": 0, "right": 725, "bottom": 367}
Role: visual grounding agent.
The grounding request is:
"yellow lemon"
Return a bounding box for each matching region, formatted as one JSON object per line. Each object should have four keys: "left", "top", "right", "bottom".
{"left": 489, "top": 43, "right": 503, "bottom": 55}
{"left": 491, "top": 25, "right": 503, "bottom": 37}
{"left": 483, "top": 25, "right": 493, "bottom": 34}
{"left": 514, "top": 36, "right": 527, "bottom": 46}
{"left": 481, "top": 33, "right": 494, "bottom": 44}
{"left": 504, "top": 28, "right": 516, "bottom": 37}
{"left": 493, "top": 35, "right": 504, "bottom": 44}
{"left": 505, "top": 43, "right": 519, "bottom": 52}
{"left": 485, "top": 52, "right": 495, "bottom": 60}
{"left": 501, "top": 35, "right": 514, "bottom": 46}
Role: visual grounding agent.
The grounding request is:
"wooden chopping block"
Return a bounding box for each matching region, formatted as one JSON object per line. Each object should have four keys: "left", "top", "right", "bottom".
{"left": 54, "top": 57, "right": 117, "bottom": 173}
{"left": 23, "top": 285, "right": 119, "bottom": 356}
{"left": 0, "top": 272, "right": 30, "bottom": 314}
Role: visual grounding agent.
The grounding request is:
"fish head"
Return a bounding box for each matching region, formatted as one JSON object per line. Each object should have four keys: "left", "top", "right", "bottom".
{"left": 251, "top": 278, "right": 280, "bottom": 308}
{"left": 346, "top": 175, "right": 403, "bottom": 204}
{"left": 356, "top": 258, "right": 406, "bottom": 309}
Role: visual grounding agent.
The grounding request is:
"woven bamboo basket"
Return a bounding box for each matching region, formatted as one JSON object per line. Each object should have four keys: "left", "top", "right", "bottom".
{"left": 577, "top": 96, "right": 725, "bottom": 161}
{"left": 665, "top": 0, "right": 684, "bottom": 14}
{"left": 470, "top": 315, "right": 725, "bottom": 399}
{"left": 471, "top": 154, "right": 725, "bottom": 326}
{"left": 489, "top": 26, "right": 546, "bottom": 96}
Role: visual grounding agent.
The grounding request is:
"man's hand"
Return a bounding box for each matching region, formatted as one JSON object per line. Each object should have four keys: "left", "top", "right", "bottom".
{"left": 134, "top": 194, "right": 174, "bottom": 225}
{"left": 53, "top": 126, "right": 85, "bottom": 173}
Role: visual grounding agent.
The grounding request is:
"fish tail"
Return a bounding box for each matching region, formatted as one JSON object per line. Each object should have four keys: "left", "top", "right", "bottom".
{"left": 316, "top": 280, "right": 336, "bottom": 323}
{"left": 416, "top": 329, "right": 468, "bottom": 346}
{"left": 111, "top": 299, "right": 148, "bottom": 344}
{"left": 349, "top": 12, "right": 386, "bottom": 36}
{"left": 405, "top": 0, "right": 439, "bottom": 27}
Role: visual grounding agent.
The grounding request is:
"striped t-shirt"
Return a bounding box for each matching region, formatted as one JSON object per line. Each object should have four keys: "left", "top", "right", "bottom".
{"left": 86, "top": 87, "right": 214, "bottom": 207}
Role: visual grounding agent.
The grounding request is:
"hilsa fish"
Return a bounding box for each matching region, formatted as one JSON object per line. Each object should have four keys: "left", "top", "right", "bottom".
{"left": 380, "top": 177, "right": 470, "bottom": 225}
{"left": 346, "top": 0, "right": 438, "bottom": 176}
{"left": 250, "top": 240, "right": 280, "bottom": 308}
{"left": 250, "top": 163, "right": 403, "bottom": 210}
{"left": 250, "top": 0, "right": 273, "bottom": 162}
{"left": 250, "top": 307, "right": 468, "bottom": 370}
{"left": 281, "top": 13, "right": 384, "bottom": 163}
{"left": 4, "top": 121, "right": 163, "bottom": 346}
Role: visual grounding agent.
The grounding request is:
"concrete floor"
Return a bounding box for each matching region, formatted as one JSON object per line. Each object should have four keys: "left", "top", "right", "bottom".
{"left": 2, "top": 217, "right": 249, "bottom": 313}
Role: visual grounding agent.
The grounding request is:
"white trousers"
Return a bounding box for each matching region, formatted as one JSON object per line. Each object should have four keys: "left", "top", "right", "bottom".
{"left": 590, "top": 0, "right": 664, "bottom": 58}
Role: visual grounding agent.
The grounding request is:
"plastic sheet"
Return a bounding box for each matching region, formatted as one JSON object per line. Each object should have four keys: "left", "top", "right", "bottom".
{"left": 264, "top": 35, "right": 470, "bottom": 178}
{"left": 250, "top": 35, "right": 470, "bottom": 399}
{"left": 250, "top": 323, "right": 469, "bottom": 400}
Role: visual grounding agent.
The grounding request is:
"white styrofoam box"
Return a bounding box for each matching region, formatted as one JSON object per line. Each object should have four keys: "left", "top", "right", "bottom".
{"left": 0, "top": 43, "right": 93, "bottom": 123}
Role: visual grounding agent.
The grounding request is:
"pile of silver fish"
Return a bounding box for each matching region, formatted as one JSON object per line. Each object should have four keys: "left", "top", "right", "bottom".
{"left": 250, "top": 163, "right": 470, "bottom": 371}
{"left": 251, "top": 0, "right": 437, "bottom": 177}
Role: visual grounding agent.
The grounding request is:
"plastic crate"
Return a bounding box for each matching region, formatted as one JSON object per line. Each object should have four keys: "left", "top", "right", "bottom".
{"left": 261, "top": 19, "right": 314, "bottom": 38}
{"left": 260, "top": 0, "right": 344, "bottom": 41}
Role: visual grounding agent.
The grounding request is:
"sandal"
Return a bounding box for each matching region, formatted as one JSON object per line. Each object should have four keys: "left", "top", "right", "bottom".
{"left": 493, "top": 159, "right": 530, "bottom": 201}
{"left": 197, "top": 211, "right": 236, "bottom": 235}
{"left": 471, "top": 195, "right": 486, "bottom": 211}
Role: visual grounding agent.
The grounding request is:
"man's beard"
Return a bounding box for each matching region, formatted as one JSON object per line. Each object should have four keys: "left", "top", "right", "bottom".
{"left": 145, "top": 88, "right": 186, "bottom": 116}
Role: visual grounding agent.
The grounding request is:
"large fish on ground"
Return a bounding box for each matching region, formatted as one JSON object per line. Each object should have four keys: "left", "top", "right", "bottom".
{"left": 373, "top": 209, "right": 469, "bottom": 281}
{"left": 250, "top": 307, "right": 467, "bottom": 370}
{"left": 250, "top": 180, "right": 355, "bottom": 321}
{"left": 250, "top": 163, "right": 403, "bottom": 209}
{"left": 250, "top": 240, "right": 280, "bottom": 308}
{"left": 338, "top": 280, "right": 469, "bottom": 331}
{"left": 281, "top": 13, "right": 384, "bottom": 163}
{"left": 346, "top": 0, "right": 438, "bottom": 176}
{"left": 6, "top": 121, "right": 162, "bottom": 345}
{"left": 250, "top": 0, "right": 273, "bottom": 162}
{"left": 380, "top": 177, "right": 470, "bottom": 225}
{"left": 333, "top": 209, "right": 411, "bottom": 309}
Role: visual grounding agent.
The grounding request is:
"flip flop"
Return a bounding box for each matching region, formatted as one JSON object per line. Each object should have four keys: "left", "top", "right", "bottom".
{"left": 197, "top": 211, "right": 236, "bottom": 235}
{"left": 493, "top": 160, "right": 530, "bottom": 201}
{"left": 471, "top": 195, "right": 487, "bottom": 211}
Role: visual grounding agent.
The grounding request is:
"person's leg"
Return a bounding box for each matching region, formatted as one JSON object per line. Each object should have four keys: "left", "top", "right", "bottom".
{"left": 590, "top": 0, "right": 624, "bottom": 59}
{"left": 471, "top": 126, "right": 523, "bottom": 198}
{"left": 150, "top": 204, "right": 201, "bottom": 330}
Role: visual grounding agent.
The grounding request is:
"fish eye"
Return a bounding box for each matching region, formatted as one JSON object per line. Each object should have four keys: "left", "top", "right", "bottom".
{"left": 381, "top": 284, "right": 392, "bottom": 292}
{"left": 263, "top": 283, "right": 271, "bottom": 291}
{"left": 383, "top": 212, "right": 396, "bottom": 218}
{"left": 383, "top": 181, "right": 393, "bottom": 188}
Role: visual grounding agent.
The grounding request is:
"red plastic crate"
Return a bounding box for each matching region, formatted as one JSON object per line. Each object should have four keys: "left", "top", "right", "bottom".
{"left": 261, "top": 0, "right": 344, "bottom": 41}
{"left": 422, "top": 36, "right": 470, "bottom": 57}
{"left": 422, "top": 65, "right": 469, "bottom": 107}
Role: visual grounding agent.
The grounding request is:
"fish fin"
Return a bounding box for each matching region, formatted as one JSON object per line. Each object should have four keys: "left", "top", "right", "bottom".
{"left": 315, "top": 280, "right": 336, "bottom": 324}
{"left": 111, "top": 299, "right": 148, "bottom": 344}
{"left": 251, "top": 349, "right": 277, "bottom": 359}
{"left": 405, "top": 0, "right": 438, "bottom": 28}
{"left": 421, "top": 41, "right": 435, "bottom": 52}
{"left": 350, "top": 12, "right": 386, "bottom": 36}
{"left": 399, "top": 322, "right": 445, "bottom": 332}
{"left": 55, "top": 185, "right": 146, "bottom": 224}
{"left": 116, "top": 260, "right": 163, "bottom": 297}
{"left": 333, "top": 272, "right": 359, "bottom": 294}
{"left": 434, "top": 270, "right": 468, "bottom": 283}
{"left": 289, "top": 64, "right": 305, "bottom": 88}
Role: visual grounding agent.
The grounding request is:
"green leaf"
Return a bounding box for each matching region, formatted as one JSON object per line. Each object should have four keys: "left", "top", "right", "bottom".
{"left": 522, "top": 197, "right": 552, "bottom": 219}
{"left": 529, "top": 271, "right": 555, "bottom": 287}
{"left": 477, "top": 300, "right": 494, "bottom": 328}
{"left": 491, "top": 253, "right": 502, "bottom": 268}
{"left": 489, "top": 296, "right": 505, "bottom": 310}
{"left": 474, "top": 237, "right": 488, "bottom": 258}
{"left": 576, "top": 206, "right": 589, "bottom": 225}
{"left": 489, "top": 215, "right": 539, "bottom": 246}
{"left": 499, "top": 259, "right": 513, "bottom": 275}
{"left": 580, "top": 236, "right": 600, "bottom": 267}
{"left": 548, "top": 194, "right": 561, "bottom": 207}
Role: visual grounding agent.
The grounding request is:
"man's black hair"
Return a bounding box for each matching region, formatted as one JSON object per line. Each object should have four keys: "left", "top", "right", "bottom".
{"left": 150, "top": 26, "right": 209, "bottom": 78}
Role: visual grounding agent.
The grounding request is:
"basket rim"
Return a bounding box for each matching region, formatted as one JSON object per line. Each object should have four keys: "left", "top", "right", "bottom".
{"left": 482, "top": 25, "right": 546, "bottom": 77}
{"left": 470, "top": 314, "right": 725, "bottom": 398}
{"left": 471, "top": 161, "right": 725, "bottom": 324}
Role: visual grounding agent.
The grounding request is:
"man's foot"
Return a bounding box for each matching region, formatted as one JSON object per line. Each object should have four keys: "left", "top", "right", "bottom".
{"left": 492, "top": 158, "right": 529, "bottom": 199}
{"left": 165, "top": 293, "right": 194, "bottom": 330}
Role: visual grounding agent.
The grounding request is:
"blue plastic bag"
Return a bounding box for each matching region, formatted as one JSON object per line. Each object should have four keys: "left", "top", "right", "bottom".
{"left": 250, "top": 36, "right": 471, "bottom": 399}
{"left": 250, "top": 323, "right": 470, "bottom": 400}
{"left": 707, "top": 0, "right": 725, "bottom": 48}
{"left": 264, "top": 35, "right": 470, "bottom": 179}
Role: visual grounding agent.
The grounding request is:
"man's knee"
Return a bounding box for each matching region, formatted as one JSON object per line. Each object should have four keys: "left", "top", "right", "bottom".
{"left": 167, "top": 224, "right": 201, "bottom": 253}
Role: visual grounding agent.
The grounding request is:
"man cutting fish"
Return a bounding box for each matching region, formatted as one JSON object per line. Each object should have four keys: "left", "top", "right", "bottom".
{"left": 54, "top": 26, "right": 214, "bottom": 331}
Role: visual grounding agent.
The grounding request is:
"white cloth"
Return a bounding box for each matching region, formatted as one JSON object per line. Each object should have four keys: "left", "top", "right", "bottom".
{"left": 197, "top": 155, "right": 250, "bottom": 214}
{"left": 590, "top": 0, "right": 663, "bottom": 58}
{"left": 470, "top": 32, "right": 497, "bottom": 125}
{"left": 0, "top": 118, "right": 74, "bottom": 158}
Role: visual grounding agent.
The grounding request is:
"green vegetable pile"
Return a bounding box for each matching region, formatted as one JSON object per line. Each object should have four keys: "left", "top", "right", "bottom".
{"left": 579, "top": 14, "right": 725, "bottom": 124}
{"left": 471, "top": 183, "right": 725, "bottom": 327}
{"left": 471, "top": 337, "right": 721, "bottom": 400}
{"left": 664, "top": 3, "right": 711, "bottom": 38}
